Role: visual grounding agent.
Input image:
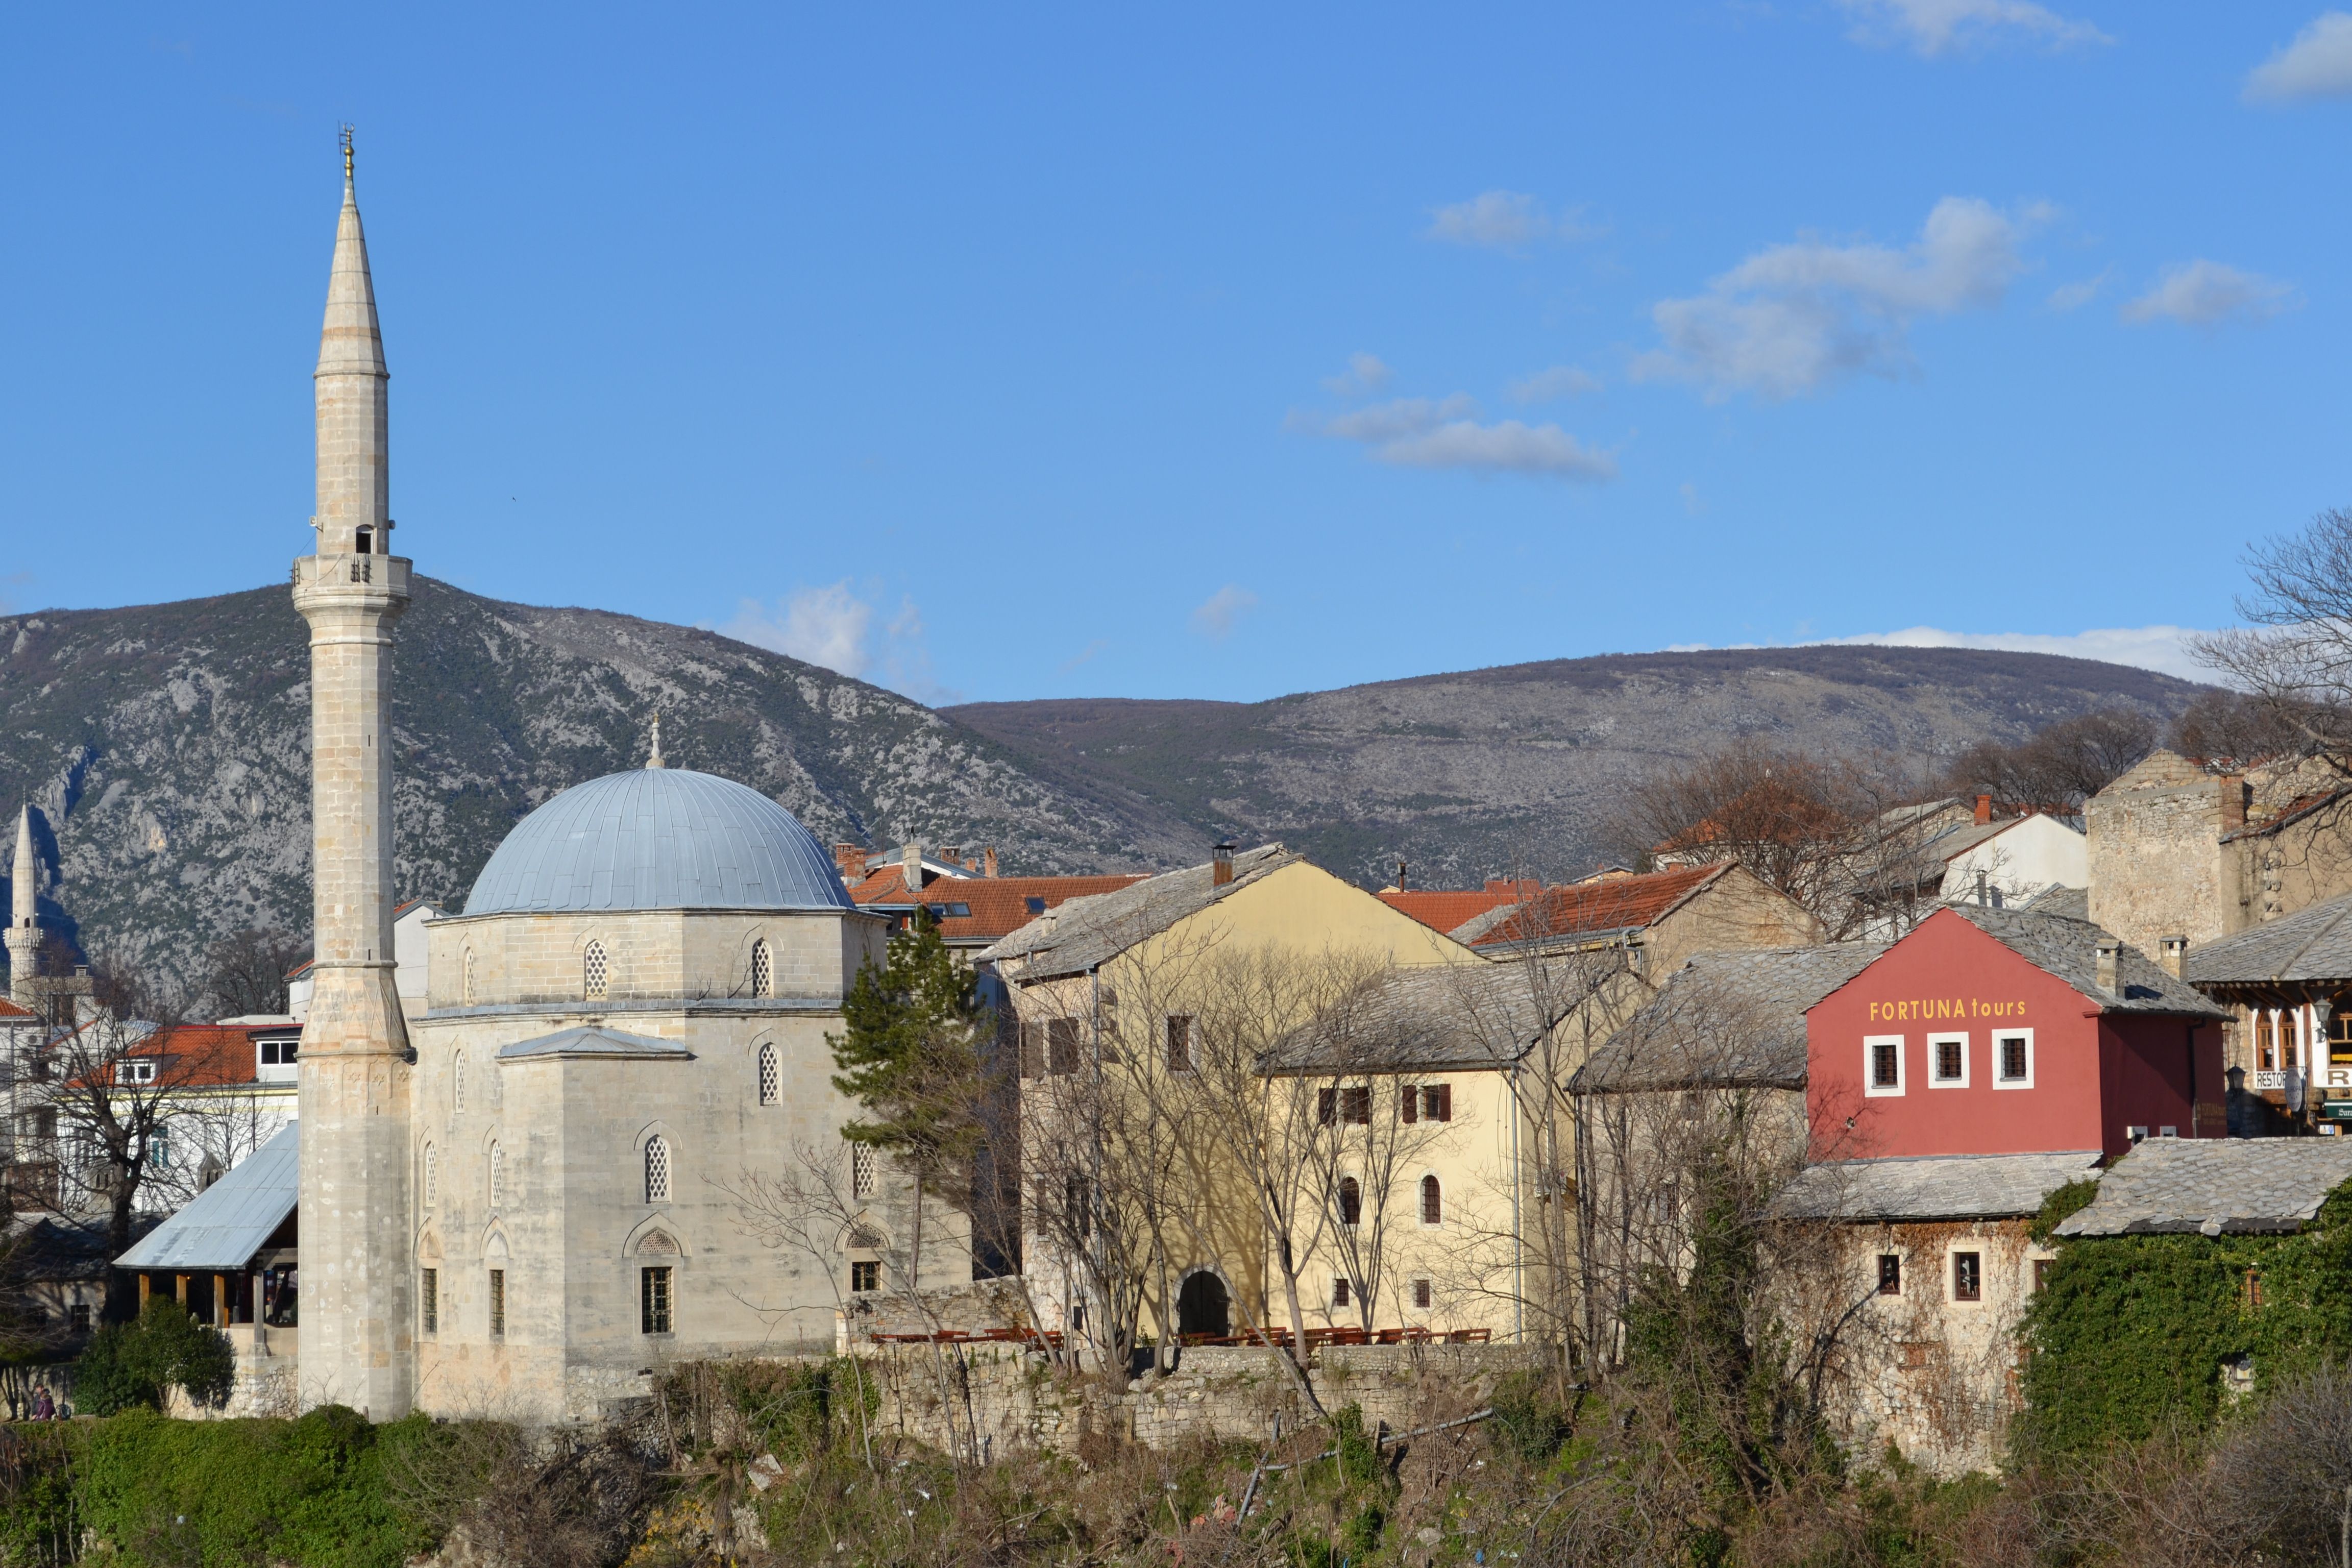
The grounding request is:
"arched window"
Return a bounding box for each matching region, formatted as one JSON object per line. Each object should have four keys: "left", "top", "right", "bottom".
{"left": 645, "top": 1136, "right": 671, "bottom": 1204}
{"left": 424, "top": 1144, "right": 438, "bottom": 1207}
{"left": 757, "top": 1041, "right": 780, "bottom": 1107}
{"left": 489, "top": 1143, "right": 505, "bottom": 1209}
{"left": 851, "top": 1142, "right": 877, "bottom": 1199}
{"left": 453, "top": 1053, "right": 467, "bottom": 1111}
{"left": 1420, "top": 1174, "right": 1443, "bottom": 1226}
{"left": 1338, "top": 1176, "right": 1362, "bottom": 1227}
{"left": 751, "top": 939, "right": 773, "bottom": 999}
{"left": 462, "top": 949, "right": 477, "bottom": 1007}
{"left": 583, "top": 941, "right": 609, "bottom": 1001}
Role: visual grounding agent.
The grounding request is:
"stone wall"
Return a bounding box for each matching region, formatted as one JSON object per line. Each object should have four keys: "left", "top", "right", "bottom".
{"left": 850, "top": 1340, "right": 1539, "bottom": 1457}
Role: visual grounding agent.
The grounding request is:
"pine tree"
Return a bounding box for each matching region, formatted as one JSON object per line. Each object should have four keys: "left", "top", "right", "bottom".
{"left": 827, "top": 911, "right": 991, "bottom": 1216}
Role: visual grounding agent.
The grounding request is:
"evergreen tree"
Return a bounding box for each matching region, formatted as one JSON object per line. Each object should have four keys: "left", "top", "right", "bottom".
{"left": 828, "top": 911, "right": 992, "bottom": 1218}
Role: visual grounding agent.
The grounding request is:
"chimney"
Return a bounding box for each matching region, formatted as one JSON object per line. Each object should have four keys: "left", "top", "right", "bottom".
{"left": 1975, "top": 869, "right": 1990, "bottom": 908}
{"left": 983, "top": 846, "right": 999, "bottom": 878}
{"left": 832, "top": 843, "right": 865, "bottom": 882}
{"left": 2159, "top": 935, "right": 2189, "bottom": 979}
{"left": 2095, "top": 938, "right": 2122, "bottom": 995}
{"left": 941, "top": 845, "right": 962, "bottom": 869}
{"left": 2221, "top": 774, "right": 2248, "bottom": 831}
{"left": 901, "top": 843, "right": 924, "bottom": 887}
{"left": 1211, "top": 841, "right": 1236, "bottom": 888}
{"left": 1396, "top": 859, "right": 1407, "bottom": 893}
{"left": 1975, "top": 794, "right": 1992, "bottom": 826}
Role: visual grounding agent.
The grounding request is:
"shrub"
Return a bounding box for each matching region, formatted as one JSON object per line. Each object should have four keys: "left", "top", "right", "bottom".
{"left": 74, "top": 1297, "right": 235, "bottom": 1415}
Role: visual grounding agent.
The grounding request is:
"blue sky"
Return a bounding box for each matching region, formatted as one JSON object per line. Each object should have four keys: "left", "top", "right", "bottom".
{"left": 3, "top": 4, "right": 2348, "bottom": 704}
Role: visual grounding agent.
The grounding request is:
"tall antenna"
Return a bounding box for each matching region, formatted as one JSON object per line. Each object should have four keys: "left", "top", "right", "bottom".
{"left": 340, "top": 124, "right": 355, "bottom": 181}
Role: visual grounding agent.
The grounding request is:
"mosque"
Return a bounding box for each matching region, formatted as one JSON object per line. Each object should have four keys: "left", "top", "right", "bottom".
{"left": 125, "top": 143, "right": 939, "bottom": 1423}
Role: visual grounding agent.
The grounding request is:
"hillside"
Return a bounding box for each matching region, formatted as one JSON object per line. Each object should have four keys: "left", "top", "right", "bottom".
{"left": 0, "top": 579, "right": 2206, "bottom": 990}
{"left": 948, "top": 646, "right": 2209, "bottom": 887}
{"left": 0, "top": 578, "right": 1196, "bottom": 987}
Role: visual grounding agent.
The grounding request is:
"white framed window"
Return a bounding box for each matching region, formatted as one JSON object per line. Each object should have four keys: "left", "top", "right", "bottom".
{"left": 851, "top": 1142, "right": 876, "bottom": 1199}
{"left": 583, "top": 941, "right": 610, "bottom": 1002}
{"left": 645, "top": 1136, "right": 672, "bottom": 1204}
{"left": 122, "top": 1058, "right": 157, "bottom": 1086}
{"left": 757, "top": 1041, "right": 780, "bottom": 1107}
{"left": 750, "top": 939, "right": 773, "bottom": 999}
{"left": 1864, "top": 1035, "right": 1905, "bottom": 1097}
{"left": 489, "top": 1143, "right": 505, "bottom": 1209}
{"left": 1992, "top": 1028, "right": 2035, "bottom": 1090}
{"left": 1927, "top": 1032, "right": 1969, "bottom": 1089}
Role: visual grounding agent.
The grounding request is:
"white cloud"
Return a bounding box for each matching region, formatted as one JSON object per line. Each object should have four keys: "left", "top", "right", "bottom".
{"left": 1192, "top": 585, "right": 1259, "bottom": 640}
{"left": 1426, "top": 190, "right": 1602, "bottom": 251}
{"left": 1303, "top": 395, "right": 1616, "bottom": 479}
{"left": 2246, "top": 12, "right": 2352, "bottom": 102}
{"left": 1322, "top": 352, "right": 1393, "bottom": 396}
{"left": 1819, "top": 624, "right": 2212, "bottom": 680}
{"left": 2122, "top": 260, "right": 2301, "bottom": 327}
{"left": 722, "top": 582, "right": 954, "bottom": 700}
{"left": 1506, "top": 364, "right": 1602, "bottom": 404}
{"left": 2046, "top": 267, "right": 2113, "bottom": 311}
{"left": 1836, "top": 0, "right": 2111, "bottom": 56}
{"left": 1632, "top": 196, "right": 2040, "bottom": 400}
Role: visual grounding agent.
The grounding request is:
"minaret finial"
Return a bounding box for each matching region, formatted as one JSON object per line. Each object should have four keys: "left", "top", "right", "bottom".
{"left": 340, "top": 124, "right": 354, "bottom": 187}
{"left": 647, "top": 712, "right": 666, "bottom": 769}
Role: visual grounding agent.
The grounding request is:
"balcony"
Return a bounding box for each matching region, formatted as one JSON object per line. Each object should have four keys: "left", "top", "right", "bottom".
{"left": 290, "top": 554, "right": 411, "bottom": 595}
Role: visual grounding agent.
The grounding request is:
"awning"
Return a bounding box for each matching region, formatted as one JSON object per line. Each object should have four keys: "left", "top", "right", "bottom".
{"left": 117, "top": 1121, "right": 299, "bottom": 1271}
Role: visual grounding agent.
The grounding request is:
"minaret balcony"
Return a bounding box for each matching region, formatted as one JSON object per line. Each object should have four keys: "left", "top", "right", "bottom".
{"left": 291, "top": 553, "right": 412, "bottom": 610}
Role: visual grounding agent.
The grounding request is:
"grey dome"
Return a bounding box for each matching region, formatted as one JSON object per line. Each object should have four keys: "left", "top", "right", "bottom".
{"left": 464, "top": 768, "right": 853, "bottom": 917}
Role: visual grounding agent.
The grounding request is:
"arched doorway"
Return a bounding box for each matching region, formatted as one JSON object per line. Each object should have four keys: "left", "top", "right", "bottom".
{"left": 1177, "top": 1270, "right": 1230, "bottom": 1337}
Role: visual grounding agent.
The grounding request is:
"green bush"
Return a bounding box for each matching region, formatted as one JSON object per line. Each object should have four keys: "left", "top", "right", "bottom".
{"left": 74, "top": 1298, "right": 236, "bottom": 1415}
{"left": 78, "top": 1404, "right": 430, "bottom": 1567}
{"left": 0, "top": 1420, "right": 86, "bottom": 1565}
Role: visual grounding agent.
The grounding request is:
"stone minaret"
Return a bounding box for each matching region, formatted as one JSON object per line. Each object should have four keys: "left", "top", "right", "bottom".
{"left": 290, "top": 132, "right": 414, "bottom": 1418}
{"left": 5, "top": 804, "right": 37, "bottom": 1007}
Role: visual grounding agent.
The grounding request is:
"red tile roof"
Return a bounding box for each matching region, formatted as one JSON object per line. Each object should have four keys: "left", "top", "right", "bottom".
{"left": 849, "top": 871, "right": 1150, "bottom": 944}
{"left": 1378, "top": 889, "right": 1525, "bottom": 935}
{"left": 1467, "top": 864, "right": 1728, "bottom": 948}
{"left": 115, "top": 1024, "right": 289, "bottom": 1089}
{"left": 0, "top": 997, "right": 34, "bottom": 1020}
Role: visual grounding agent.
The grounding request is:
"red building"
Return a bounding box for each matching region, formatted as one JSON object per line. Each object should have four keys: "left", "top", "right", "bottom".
{"left": 1806, "top": 905, "right": 2228, "bottom": 1161}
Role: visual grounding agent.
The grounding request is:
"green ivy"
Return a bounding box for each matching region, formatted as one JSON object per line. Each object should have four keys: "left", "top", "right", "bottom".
{"left": 2018, "top": 1186, "right": 2352, "bottom": 1457}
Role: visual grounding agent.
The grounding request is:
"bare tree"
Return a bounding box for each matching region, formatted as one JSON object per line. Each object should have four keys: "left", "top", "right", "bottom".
{"left": 200, "top": 927, "right": 308, "bottom": 1020}
{"left": 2194, "top": 507, "right": 2352, "bottom": 766}
{"left": 1941, "top": 708, "right": 2164, "bottom": 811}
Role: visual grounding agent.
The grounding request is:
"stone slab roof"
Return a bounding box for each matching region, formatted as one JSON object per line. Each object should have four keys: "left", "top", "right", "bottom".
{"left": 2055, "top": 1137, "right": 2352, "bottom": 1236}
{"left": 1571, "top": 941, "right": 1889, "bottom": 1094}
{"left": 2185, "top": 890, "right": 2352, "bottom": 988}
{"left": 2022, "top": 884, "right": 2089, "bottom": 921}
{"left": 979, "top": 845, "right": 1295, "bottom": 979}
{"left": 497, "top": 1024, "right": 695, "bottom": 1060}
{"left": 1776, "top": 1150, "right": 2101, "bottom": 1222}
{"left": 1259, "top": 962, "right": 1567, "bottom": 1075}
{"left": 117, "top": 1122, "right": 298, "bottom": 1272}
{"left": 1943, "top": 905, "right": 2227, "bottom": 1019}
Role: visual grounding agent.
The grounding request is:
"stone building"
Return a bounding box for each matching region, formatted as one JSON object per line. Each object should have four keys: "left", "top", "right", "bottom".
{"left": 2185, "top": 889, "right": 2352, "bottom": 1132}
{"left": 130, "top": 146, "right": 932, "bottom": 1424}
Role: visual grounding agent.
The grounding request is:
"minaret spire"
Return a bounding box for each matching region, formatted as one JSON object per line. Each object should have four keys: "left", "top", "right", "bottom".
{"left": 6, "top": 803, "right": 38, "bottom": 1006}
{"left": 315, "top": 124, "right": 390, "bottom": 557}
{"left": 291, "top": 129, "right": 416, "bottom": 1419}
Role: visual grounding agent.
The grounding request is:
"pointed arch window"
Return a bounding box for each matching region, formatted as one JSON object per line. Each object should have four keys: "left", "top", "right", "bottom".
{"left": 751, "top": 939, "right": 773, "bottom": 998}
{"left": 424, "top": 1143, "right": 438, "bottom": 1208}
{"left": 757, "top": 1041, "right": 780, "bottom": 1107}
{"left": 851, "top": 1142, "right": 877, "bottom": 1200}
{"left": 583, "top": 941, "right": 609, "bottom": 1001}
{"left": 489, "top": 1143, "right": 505, "bottom": 1209}
{"left": 453, "top": 1053, "right": 467, "bottom": 1111}
{"left": 645, "top": 1136, "right": 672, "bottom": 1204}
{"left": 1420, "top": 1174, "right": 1443, "bottom": 1227}
{"left": 462, "top": 949, "right": 477, "bottom": 1007}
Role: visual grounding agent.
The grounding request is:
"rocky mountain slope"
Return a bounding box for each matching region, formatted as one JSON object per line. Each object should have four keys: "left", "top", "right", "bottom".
{"left": 0, "top": 578, "right": 1196, "bottom": 989}
{"left": 0, "top": 578, "right": 2206, "bottom": 992}
{"left": 948, "top": 646, "right": 2209, "bottom": 889}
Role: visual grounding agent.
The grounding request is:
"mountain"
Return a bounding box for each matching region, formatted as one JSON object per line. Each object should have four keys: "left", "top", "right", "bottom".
{"left": 0, "top": 578, "right": 1196, "bottom": 989}
{"left": 0, "top": 577, "right": 2206, "bottom": 993}
{"left": 946, "top": 646, "right": 2210, "bottom": 889}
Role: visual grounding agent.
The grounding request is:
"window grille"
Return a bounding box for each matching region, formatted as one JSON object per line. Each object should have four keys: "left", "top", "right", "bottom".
{"left": 645, "top": 1136, "right": 671, "bottom": 1204}
{"left": 421, "top": 1268, "right": 438, "bottom": 1335}
{"left": 462, "top": 949, "right": 477, "bottom": 1006}
{"left": 1872, "top": 1042, "right": 1899, "bottom": 1088}
{"left": 850, "top": 1259, "right": 880, "bottom": 1293}
{"left": 757, "top": 1041, "right": 780, "bottom": 1106}
{"left": 1332, "top": 1276, "right": 1352, "bottom": 1308}
{"left": 1420, "top": 1173, "right": 1443, "bottom": 1226}
{"left": 1952, "top": 1252, "right": 1982, "bottom": 1303}
{"left": 751, "top": 939, "right": 773, "bottom": 998}
{"left": 1935, "top": 1039, "right": 1963, "bottom": 1081}
{"left": 488, "top": 1269, "right": 506, "bottom": 1336}
{"left": 1412, "top": 1279, "right": 1432, "bottom": 1311}
{"left": 70, "top": 1302, "right": 90, "bottom": 1334}
{"left": 1338, "top": 1177, "right": 1361, "bottom": 1227}
{"left": 424, "top": 1144, "right": 438, "bottom": 1207}
{"left": 454, "top": 1054, "right": 466, "bottom": 1111}
{"left": 851, "top": 1142, "right": 876, "bottom": 1199}
{"left": 583, "top": 941, "right": 609, "bottom": 1001}
{"left": 1998, "top": 1035, "right": 2030, "bottom": 1082}
{"left": 641, "top": 1265, "right": 674, "bottom": 1334}
{"left": 489, "top": 1144, "right": 505, "bottom": 1209}
{"left": 1165, "top": 1015, "right": 1193, "bottom": 1073}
